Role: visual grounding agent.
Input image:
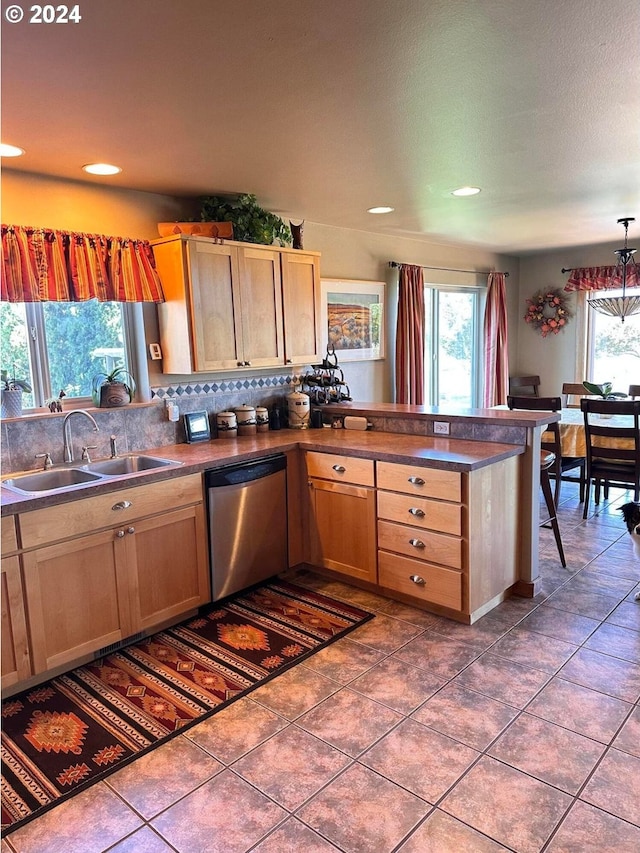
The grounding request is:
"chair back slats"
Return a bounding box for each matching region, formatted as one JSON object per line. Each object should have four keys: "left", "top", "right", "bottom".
{"left": 508, "top": 375, "right": 540, "bottom": 396}
{"left": 562, "top": 382, "right": 587, "bottom": 407}
{"left": 580, "top": 398, "right": 640, "bottom": 517}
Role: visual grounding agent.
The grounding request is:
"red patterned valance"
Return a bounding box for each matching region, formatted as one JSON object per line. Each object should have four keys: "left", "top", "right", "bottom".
{"left": 1, "top": 225, "right": 164, "bottom": 303}
{"left": 563, "top": 264, "right": 640, "bottom": 293}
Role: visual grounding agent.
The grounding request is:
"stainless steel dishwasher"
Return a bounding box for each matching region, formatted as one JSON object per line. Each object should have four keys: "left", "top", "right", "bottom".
{"left": 205, "top": 454, "right": 288, "bottom": 601}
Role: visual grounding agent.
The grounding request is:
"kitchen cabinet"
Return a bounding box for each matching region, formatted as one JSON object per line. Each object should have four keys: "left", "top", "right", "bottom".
{"left": 303, "top": 450, "right": 519, "bottom": 623}
{"left": 152, "top": 235, "right": 321, "bottom": 373}
{"left": 305, "top": 452, "right": 377, "bottom": 583}
{"left": 1, "top": 516, "right": 31, "bottom": 688}
{"left": 19, "top": 475, "right": 209, "bottom": 676}
{"left": 377, "top": 462, "right": 463, "bottom": 611}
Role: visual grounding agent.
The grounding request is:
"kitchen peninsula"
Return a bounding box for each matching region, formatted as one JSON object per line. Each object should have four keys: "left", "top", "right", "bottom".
{"left": 2, "top": 400, "right": 557, "bottom": 693}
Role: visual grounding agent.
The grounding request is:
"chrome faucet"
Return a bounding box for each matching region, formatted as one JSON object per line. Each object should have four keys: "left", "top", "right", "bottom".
{"left": 109, "top": 434, "right": 118, "bottom": 458}
{"left": 62, "top": 410, "right": 99, "bottom": 463}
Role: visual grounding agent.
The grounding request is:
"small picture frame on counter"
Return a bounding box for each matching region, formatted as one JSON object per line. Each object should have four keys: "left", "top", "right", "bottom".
{"left": 184, "top": 411, "right": 211, "bottom": 442}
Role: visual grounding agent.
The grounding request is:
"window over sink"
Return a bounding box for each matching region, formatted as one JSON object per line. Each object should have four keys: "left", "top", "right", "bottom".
{"left": 0, "top": 300, "right": 144, "bottom": 409}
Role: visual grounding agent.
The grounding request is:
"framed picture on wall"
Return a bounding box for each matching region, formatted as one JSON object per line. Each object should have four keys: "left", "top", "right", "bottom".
{"left": 320, "top": 279, "right": 385, "bottom": 361}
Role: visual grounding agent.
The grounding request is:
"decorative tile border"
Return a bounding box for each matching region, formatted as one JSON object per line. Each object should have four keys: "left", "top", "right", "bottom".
{"left": 151, "top": 373, "right": 304, "bottom": 399}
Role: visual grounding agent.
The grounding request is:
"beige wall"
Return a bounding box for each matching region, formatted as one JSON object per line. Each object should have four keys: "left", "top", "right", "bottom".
{"left": 517, "top": 241, "right": 622, "bottom": 396}
{"left": 2, "top": 170, "right": 519, "bottom": 403}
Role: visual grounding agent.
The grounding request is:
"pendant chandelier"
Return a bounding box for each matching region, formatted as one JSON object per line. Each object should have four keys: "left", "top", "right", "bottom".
{"left": 563, "top": 217, "right": 640, "bottom": 323}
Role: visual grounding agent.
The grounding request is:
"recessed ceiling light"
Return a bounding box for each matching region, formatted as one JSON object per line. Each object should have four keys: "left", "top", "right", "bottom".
{"left": 0, "top": 143, "right": 25, "bottom": 157}
{"left": 367, "top": 206, "right": 395, "bottom": 214}
{"left": 82, "top": 163, "right": 122, "bottom": 176}
{"left": 451, "top": 186, "right": 481, "bottom": 197}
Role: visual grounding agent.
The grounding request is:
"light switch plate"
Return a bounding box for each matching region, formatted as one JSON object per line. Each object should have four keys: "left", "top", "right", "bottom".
{"left": 149, "top": 343, "right": 162, "bottom": 360}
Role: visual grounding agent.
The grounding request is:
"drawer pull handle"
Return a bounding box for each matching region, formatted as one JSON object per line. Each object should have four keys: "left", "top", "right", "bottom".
{"left": 112, "top": 500, "right": 132, "bottom": 511}
{"left": 409, "top": 574, "right": 426, "bottom": 585}
{"left": 332, "top": 465, "right": 346, "bottom": 473}
{"left": 408, "top": 507, "right": 425, "bottom": 517}
{"left": 408, "top": 476, "right": 425, "bottom": 486}
{"left": 116, "top": 530, "right": 125, "bottom": 538}
{"left": 409, "top": 538, "right": 425, "bottom": 549}
{"left": 127, "top": 526, "right": 135, "bottom": 534}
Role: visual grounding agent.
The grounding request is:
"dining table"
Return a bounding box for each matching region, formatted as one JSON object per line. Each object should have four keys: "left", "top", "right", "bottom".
{"left": 543, "top": 406, "right": 636, "bottom": 456}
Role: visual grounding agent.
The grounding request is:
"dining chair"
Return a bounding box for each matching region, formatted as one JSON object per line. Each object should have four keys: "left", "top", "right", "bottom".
{"left": 629, "top": 384, "right": 640, "bottom": 399}
{"left": 562, "top": 382, "right": 587, "bottom": 408}
{"left": 580, "top": 398, "right": 640, "bottom": 519}
{"left": 508, "top": 375, "right": 540, "bottom": 397}
{"left": 507, "top": 395, "right": 585, "bottom": 505}
{"left": 539, "top": 450, "right": 567, "bottom": 568}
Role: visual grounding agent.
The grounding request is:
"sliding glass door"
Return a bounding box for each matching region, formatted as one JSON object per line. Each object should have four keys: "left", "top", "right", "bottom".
{"left": 424, "top": 286, "right": 483, "bottom": 407}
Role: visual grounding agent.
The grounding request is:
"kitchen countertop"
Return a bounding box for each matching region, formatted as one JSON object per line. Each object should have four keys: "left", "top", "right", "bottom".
{"left": 1, "top": 427, "right": 524, "bottom": 515}
{"left": 326, "top": 400, "right": 560, "bottom": 427}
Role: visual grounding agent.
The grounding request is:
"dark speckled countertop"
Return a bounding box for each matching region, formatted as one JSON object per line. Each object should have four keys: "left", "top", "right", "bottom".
{"left": 1, "top": 426, "right": 525, "bottom": 516}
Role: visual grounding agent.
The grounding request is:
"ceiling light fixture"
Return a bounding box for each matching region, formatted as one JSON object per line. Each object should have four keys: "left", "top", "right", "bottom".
{"left": 563, "top": 217, "right": 640, "bottom": 323}
{"left": 367, "top": 206, "right": 395, "bottom": 214}
{"left": 82, "top": 162, "right": 122, "bottom": 176}
{"left": 451, "top": 186, "right": 481, "bottom": 197}
{"left": 0, "top": 143, "right": 25, "bottom": 157}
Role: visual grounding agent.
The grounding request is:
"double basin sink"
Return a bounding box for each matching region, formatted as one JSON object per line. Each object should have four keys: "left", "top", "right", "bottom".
{"left": 2, "top": 455, "right": 181, "bottom": 497}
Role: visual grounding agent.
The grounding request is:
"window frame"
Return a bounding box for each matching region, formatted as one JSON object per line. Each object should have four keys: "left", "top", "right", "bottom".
{"left": 9, "top": 301, "right": 149, "bottom": 412}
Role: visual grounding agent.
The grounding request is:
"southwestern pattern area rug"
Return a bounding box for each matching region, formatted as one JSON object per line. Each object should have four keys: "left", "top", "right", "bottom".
{"left": 1, "top": 579, "right": 372, "bottom": 836}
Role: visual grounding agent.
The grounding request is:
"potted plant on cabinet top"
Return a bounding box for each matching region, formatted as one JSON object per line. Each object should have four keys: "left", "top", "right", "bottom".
{"left": 198, "top": 193, "right": 292, "bottom": 246}
{"left": 1, "top": 369, "right": 32, "bottom": 418}
{"left": 92, "top": 366, "right": 136, "bottom": 408}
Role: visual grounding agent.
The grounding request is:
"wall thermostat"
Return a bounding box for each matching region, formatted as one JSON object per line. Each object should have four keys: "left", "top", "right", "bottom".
{"left": 184, "top": 411, "right": 211, "bottom": 443}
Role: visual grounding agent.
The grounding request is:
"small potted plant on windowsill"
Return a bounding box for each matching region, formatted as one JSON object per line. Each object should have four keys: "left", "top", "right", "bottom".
{"left": 1, "top": 369, "right": 32, "bottom": 418}
{"left": 92, "top": 366, "right": 136, "bottom": 408}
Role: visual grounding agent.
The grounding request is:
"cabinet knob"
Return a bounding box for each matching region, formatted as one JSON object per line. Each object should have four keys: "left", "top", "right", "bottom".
{"left": 112, "top": 500, "right": 132, "bottom": 511}
{"left": 409, "top": 574, "right": 426, "bottom": 585}
{"left": 127, "top": 526, "right": 135, "bottom": 534}
{"left": 332, "top": 464, "right": 346, "bottom": 473}
{"left": 245, "top": 360, "right": 252, "bottom": 366}
{"left": 408, "top": 507, "right": 425, "bottom": 517}
{"left": 286, "top": 359, "right": 292, "bottom": 364}
{"left": 116, "top": 529, "right": 125, "bottom": 538}
{"left": 408, "top": 476, "right": 425, "bottom": 486}
{"left": 237, "top": 361, "right": 244, "bottom": 367}
{"left": 409, "top": 538, "right": 425, "bottom": 549}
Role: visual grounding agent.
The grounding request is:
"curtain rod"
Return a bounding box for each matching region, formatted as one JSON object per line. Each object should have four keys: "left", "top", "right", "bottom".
{"left": 388, "top": 261, "right": 509, "bottom": 277}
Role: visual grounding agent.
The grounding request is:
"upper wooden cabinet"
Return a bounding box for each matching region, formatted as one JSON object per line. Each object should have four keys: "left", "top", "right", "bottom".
{"left": 152, "top": 235, "right": 321, "bottom": 373}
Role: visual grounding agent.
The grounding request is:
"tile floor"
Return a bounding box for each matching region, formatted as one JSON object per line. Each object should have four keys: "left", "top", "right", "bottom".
{"left": 3, "top": 483, "right": 640, "bottom": 853}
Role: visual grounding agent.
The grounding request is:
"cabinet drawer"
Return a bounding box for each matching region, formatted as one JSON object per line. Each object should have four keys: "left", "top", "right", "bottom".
{"left": 378, "top": 519, "right": 462, "bottom": 569}
{"left": 1, "top": 516, "right": 18, "bottom": 556}
{"left": 377, "top": 461, "right": 461, "bottom": 502}
{"left": 19, "top": 473, "right": 203, "bottom": 549}
{"left": 378, "top": 550, "right": 462, "bottom": 611}
{"left": 377, "top": 490, "right": 461, "bottom": 536}
{"left": 306, "top": 452, "right": 374, "bottom": 486}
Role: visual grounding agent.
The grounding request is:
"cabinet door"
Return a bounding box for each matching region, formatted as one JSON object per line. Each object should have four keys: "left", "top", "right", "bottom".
{"left": 281, "top": 250, "right": 321, "bottom": 364}
{"left": 22, "top": 530, "right": 134, "bottom": 674}
{"left": 188, "top": 240, "right": 244, "bottom": 370}
{"left": 1, "top": 555, "right": 31, "bottom": 688}
{"left": 125, "top": 504, "right": 210, "bottom": 632}
{"left": 236, "top": 245, "right": 284, "bottom": 368}
{"left": 307, "top": 478, "right": 377, "bottom": 583}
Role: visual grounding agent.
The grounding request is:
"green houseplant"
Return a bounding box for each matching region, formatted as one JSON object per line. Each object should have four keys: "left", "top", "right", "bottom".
{"left": 1, "top": 368, "right": 32, "bottom": 418}
{"left": 198, "top": 193, "right": 292, "bottom": 246}
{"left": 92, "top": 366, "right": 136, "bottom": 408}
{"left": 582, "top": 381, "right": 627, "bottom": 400}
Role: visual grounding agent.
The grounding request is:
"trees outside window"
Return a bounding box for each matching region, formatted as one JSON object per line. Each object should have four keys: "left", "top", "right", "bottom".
{"left": 587, "top": 288, "right": 640, "bottom": 394}
{"left": 0, "top": 300, "right": 127, "bottom": 409}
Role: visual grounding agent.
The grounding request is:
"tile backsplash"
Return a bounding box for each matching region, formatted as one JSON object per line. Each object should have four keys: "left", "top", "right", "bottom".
{"left": 1, "top": 374, "right": 302, "bottom": 474}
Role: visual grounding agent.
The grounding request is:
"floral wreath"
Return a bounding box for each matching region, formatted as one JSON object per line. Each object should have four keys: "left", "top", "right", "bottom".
{"left": 524, "top": 288, "right": 572, "bottom": 337}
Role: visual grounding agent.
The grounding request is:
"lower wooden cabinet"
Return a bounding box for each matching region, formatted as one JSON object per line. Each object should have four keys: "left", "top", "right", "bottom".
{"left": 2, "top": 555, "right": 31, "bottom": 689}
{"left": 12, "top": 474, "right": 210, "bottom": 682}
{"left": 306, "top": 458, "right": 377, "bottom": 584}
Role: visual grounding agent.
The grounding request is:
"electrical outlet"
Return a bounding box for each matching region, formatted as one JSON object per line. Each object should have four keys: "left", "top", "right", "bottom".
{"left": 433, "top": 421, "right": 450, "bottom": 435}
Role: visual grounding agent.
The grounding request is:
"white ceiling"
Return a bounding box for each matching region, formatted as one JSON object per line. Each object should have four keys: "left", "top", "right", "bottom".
{"left": 2, "top": 0, "right": 639, "bottom": 254}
